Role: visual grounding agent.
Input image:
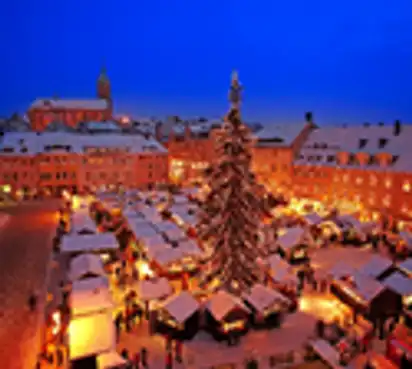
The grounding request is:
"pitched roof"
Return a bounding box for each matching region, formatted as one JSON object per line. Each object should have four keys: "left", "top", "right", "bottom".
{"left": 30, "top": 98, "right": 109, "bottom": 110}
{"left": 254, "top": 122, "right": 308, "bottom": 146}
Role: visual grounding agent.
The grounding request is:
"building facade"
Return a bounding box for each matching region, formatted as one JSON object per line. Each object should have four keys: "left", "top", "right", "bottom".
{"left": 291, "top": 121, "right": 412, "bottom": 224}
{"left": 28, "top": 69, "right": 113, "bottom": 131}
{"left": 0, "top": 126, "right": 168, "bottom": 196}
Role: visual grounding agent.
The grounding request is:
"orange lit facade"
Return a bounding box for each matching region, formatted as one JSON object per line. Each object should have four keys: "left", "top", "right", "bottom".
{"left": 291, "top": 123, "right": 412, "bottom": 224}
{"left": 28, "top": 69, "right": 112, "bottom": 131}
{"left": 0, "top": 131, "right": 168, "bottom": 196}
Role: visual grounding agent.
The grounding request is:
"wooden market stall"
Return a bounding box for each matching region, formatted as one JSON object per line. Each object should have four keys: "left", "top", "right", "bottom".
{"left": 69, "top": 254, "right": 106, "bottom": 282}
{"left": 61, "top": 233, "right": 119, "bottom": 257}
{"left": 382, "top": 272, "right": 412, "bottom": 323}
{"left": 330, "top": 271, "right": 403, "bottom": 328}
{"left": 243, "top": 284, "right": 290, "bottom": 329}
{"left": 154, "top": 291, "right": 200, "bottom": 340}
{"left": 358, "top": 255, "right": 395, "bottom": 281}
{"left": 204, "top": 290, "right": 251, "bottom": 341}
{"left": 386, "top": 325, "right": 412, "bottom": 367}
{"left": 276, "top": 227, "right": 312, "bottom": 264}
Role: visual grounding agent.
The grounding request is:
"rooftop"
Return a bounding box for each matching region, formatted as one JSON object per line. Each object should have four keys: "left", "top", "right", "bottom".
{"left": 30, "top": 98, "right": 109, "bottom": 111}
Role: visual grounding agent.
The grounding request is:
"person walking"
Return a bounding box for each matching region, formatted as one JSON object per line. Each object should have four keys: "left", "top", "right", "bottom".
{"left": 165, "top": 351, "right": 173, "bottom": 369}
{"left": 28, "top": 291, "right": 38, "bottom": 312}
{"left": 141, "top": 347, "right": 148, "bottom": 369}
{"left": 175, "top": 341, "right": 183, "bottom": 363}
{"left": 133, "top": 352, "right": 141, "bottom": 369}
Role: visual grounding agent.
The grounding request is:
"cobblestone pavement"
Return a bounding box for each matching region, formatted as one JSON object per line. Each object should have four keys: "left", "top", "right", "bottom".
{"left": 0, "top": 200, "right": 60, "bottom": 369}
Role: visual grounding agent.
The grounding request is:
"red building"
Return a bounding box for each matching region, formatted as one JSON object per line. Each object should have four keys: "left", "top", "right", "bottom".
{"left": 28, "top": 68, "right": 112, "bottom": 131}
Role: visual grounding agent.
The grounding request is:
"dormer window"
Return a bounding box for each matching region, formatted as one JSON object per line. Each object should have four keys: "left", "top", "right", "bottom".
{"left": 391, "top": 155, "right": 399, "bottom": 165}
{"left": 359, "top": 139, "right": 368, "bottom": 149}
{"left": 320, "top": 143, "right": 327, "bottom": 149}
{"left": 313, "top": 143, "right": 319, "bottom": 149}
{"left": 378, "top": 138, "right": 388, "bottom": 149}
{"left": 348, "top": 154, "right": 356, "bottom": 165}
{"left": 327, "top": 155, "right": 335, "bottom": 163}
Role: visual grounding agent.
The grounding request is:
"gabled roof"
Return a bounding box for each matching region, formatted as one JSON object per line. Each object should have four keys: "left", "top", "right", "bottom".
{"left": 254, "top": 122, "right": 308, "bottom": 147}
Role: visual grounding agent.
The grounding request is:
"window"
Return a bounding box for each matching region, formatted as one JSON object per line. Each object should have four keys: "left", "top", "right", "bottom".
{"left": 402, "top": 181, "right": 411, "bottom": 193}
{"left": 327, "top": 155, "right": 335, "bottom": 163}
{"left": 378, "top": 138, "right": 388, "bottom": 149}
{"left": 343, "top": 174, "right": 349, "bottom": 183}
{"left": 369, "top": 197, "right": 375, "bottom": 205}
{"left": 369, "top": 175, "right": 377, "bottom": 186}
{"left": 383, "top": 196, "right": 391, "bottom": 207}
{"left": 385, "top": 178, "right": 392, "bottom": 188}
{"left": 355, "top": 177, "right": 363, "bottom": 185}
{"left": 402, "top": 205, "right": 408, "bottom": 213}
{"left": 359, "top": 139, "right": 368, "bottom": 149}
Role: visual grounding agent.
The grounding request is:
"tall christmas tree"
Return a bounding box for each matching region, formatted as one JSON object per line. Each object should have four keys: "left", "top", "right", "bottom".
{"left": 197, "top": 71, "right": 269, "bottom": 293}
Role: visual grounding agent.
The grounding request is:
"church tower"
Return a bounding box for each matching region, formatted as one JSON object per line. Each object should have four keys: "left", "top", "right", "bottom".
{"left": 97, "top": 66, "right": 111, "bottom": 101}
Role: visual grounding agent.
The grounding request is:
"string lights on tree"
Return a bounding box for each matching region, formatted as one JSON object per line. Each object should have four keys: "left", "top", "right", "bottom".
{"left": 196, "top": 71, "right": 270, "bottom": 294}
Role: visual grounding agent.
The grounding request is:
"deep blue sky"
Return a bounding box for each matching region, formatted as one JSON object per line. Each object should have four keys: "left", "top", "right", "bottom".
{"left": 1, "top": 1, "right": 412, "bottom": 124}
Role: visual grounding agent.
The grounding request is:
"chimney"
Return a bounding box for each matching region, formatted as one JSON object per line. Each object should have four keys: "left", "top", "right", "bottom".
{"left": 305, "top": 112, "right": 313, "bottom": 124}
{"left": 394, "top": 120, "right": 401, "bottom": 136}
{"left": 155, "top": 122, "right": 163, "bottom": 141}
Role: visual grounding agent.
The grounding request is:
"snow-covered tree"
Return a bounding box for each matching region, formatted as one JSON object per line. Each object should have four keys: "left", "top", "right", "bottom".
{"left": 196, "top": 71, "right": 269, "bottom": 293}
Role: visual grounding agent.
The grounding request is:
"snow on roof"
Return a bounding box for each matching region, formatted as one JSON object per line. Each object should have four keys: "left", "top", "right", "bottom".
{"left": 383, "top": 272, "right": 412, "bottom": 296}
{"left": 244, "top": 284, "right": 290, "bottom": 313}
{"left": 70, "top": 254, "right": 105, "bottom": 281}
{"left": 141, "top": 234, "right": 168, "bottom": 253}
{"left": 139, "top": 206, "right": 163, "bottom": 222}
{"left": 61, "top": 233, "right": 118, "bottom": 254}
{"left": 295, "top": 124, "right": 412, "bottom": 172}
{"left": 71, "top": 284, "right": 114, "bottom": 316}
{"left": 177, "top": 239, "right": 202, "bottom": 256}
{"left": 0, "top": 131, "right": 167, "bottom": 156}
{"left": 82, "top": 121, "right": 121, "bottom": 132}
{"left": 137, "top": 277, "right": 172, "bottom": 301}
{"left": 398, "top": 258, "right": 412, "bottom": 275}
{"left": 304, "top": 213, "right": 323, "bottom": 226}
{"left": 277, "top": 227, "right": 305, "bottom": 250}
{"left": 308, "top": 339, "right": 340, "bottom": 364}
{"left": 255, "top": 122, "right": 308, "bottom": 147}
{"left": 151, "top": 247, "right": 185, "bottom": 266}
{"left": 97, "top": 351, "right": 127, "bottom": 369}
{"left": 336, "top": 272, "right": 386, "bottom": 303}
{"left": 173, "top": 195, "right": 189, "bottom": 204}
{"left": 71, "top": 212, "right": 97, "bottom": 234}
{"left": 205, "top": 290, "right": 250, "bottom": 321}
{"left": 358, "top": 255, "right": 393, "bottom": 279}
{"left": 30, "top": 98, "right": 108, "bottom": 110}
{"left": 164, "top": 228, "right": 187, "bottom": 243}
{"left": 128, "top": 220, "right": 159, "bottom": 239}
{"left": 160, "top": 291, "right": 200, "bottom": 323}
{"left": 71, "top": 276, "right": 109, "bottom": 292}
{"left": 267, "top": 254, "right": 291, "bottom": 271}
{"left": 399, "top": 232, "right": 412, "bottom": 248}
{"left": 154, "top": 221, "right": 181, "bottom": 234}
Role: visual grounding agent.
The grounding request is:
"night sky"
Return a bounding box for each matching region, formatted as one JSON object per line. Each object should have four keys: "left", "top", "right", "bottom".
{"left": 1, "top": 1, "right": 412, "bottom": 124}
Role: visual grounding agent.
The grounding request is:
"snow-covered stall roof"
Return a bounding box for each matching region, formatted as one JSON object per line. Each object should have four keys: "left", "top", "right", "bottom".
{"left": 70, "top": 254, "right": 105, "bottom": 281}
{"left": 128, "top": 220, "right": 159, "bottom": 239}
{"left": 398, "top": 258, "right": 412, "bottom": 276}
{"left": 122, "top": 205, "right": 141, "bottom": 218}
{"left": 334, "top": 272, "right": 386, "bottom": 304}
{"left": 150, "top": 247, "right": 186, "bottom": 266}
{"left": 304, "top": 213, "right": 323, "bottom": 226}
{"left": 139, "top": 206, "right": 163, "bottom": 222}
{"left": 205, "top": 290, "right": 250, "bottom": 321}
{"left": 177, "top": 239, "right": 202, "bottom": 256}
{"left": 61, "top": 233, "right": 118, "bottom": 254}
{"left": 141, "top": 234, "right": 168, "bottom": 253}
{"left": 266, "top": 255, "right": 297, "bottom": 283}
{"left": 173, "top": 194, "right": 189, "bottom": 205}
{"left": 136, "top": 277, "right": 172, "bottom": 301}
{"left": 72, "top": 276, "right": 109, "bottom": 292}
{"left": 399, "top": 232, "right": 412, "bottom": 249}
{"left": 277, "top": 227, "right": 306, "bottom": 250}
{"left": 160, "top": 291, "right": 200, "bottom": 323}
{"left": 154, "top": 221, "right": 181, "bottom": 234}
{"left": 244, "top": 284, "right": 290, "bottom": 313}
{"left": 383, "top": 272, "right": 412, "bottom": 297}
{"left": 337, "top": 215, "right": 363, "bottom": 231}
{"left": 358, "top": 255, "right": 393, "bottom": 279}
{"left": 71, "top": 212, "right": 97, "bottom": 234}
{"left": 164, "top": 228, "right": 187, "bottom": 243}
{"left": 69, "top": 311, "right": 115, "bottom": 361}
{"left": 71, "top": 284, "right": 114, "bottom": 317}
{"left": 308, "top": 339, "right": 340, "bottom": 366}
{"left": 97, "top": 351, "right": 127, "bottom": 369}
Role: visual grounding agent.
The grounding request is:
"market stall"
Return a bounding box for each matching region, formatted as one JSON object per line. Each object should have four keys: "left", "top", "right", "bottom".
{"left": 318, "top": 220, "right": 343, "bottom": 243}
{"left": 398, "top": 258, "right": 412, "bottom": 277}
{"left": 386, "top": 325, "right": 412, "bottom": 367}
{"left": 69, "top": 282, "right": 115, "bottom": 365}
{"left": 276, "top": 227, "right": 312, "bottom": 264}
{"left": 97, "top": 351, "right": 128, "bottom": 369}
{"left": 383, "top": 272, "right": 412, "bottom": 311}
{"left": 70, "top": 254, "right": 106, "bottom": 281}
{"left": 154, "top": 291, "right": 200, "bottom": 340}
{"left": 71, "top": 212, "right": 97, "bottom": 235}
{"left": 243, "top": 284, "right": 290, "bottom": 329}
{"left": 204, "top": 290, "right": 250, "bottom": 341}
{"left": 359, "top": 255, "right": 395, "bottom": 281}
{"left": 61, "top": 233, "right": 119, "bottom": 256}
{"left": 266, "top": 254, "right": 297, "bottom": 287}
{"left": 331, "top": 271, "right": 403, "bottom": 326}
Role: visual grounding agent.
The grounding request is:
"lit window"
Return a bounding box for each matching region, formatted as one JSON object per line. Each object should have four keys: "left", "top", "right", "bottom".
{"left": 354, "top": 195, "right": 361, "bottom": 202}
{"left": 369, "top": 197, "right": 375, "bottom": 205}
{"left": 343, "top": 174, "right": 349, "bottom": 183}
{"left": 385, "top": 178, "right": 392, "bottom": 188}
{"left": 355, "top": 177, "right": 363, "bottom": 185}
{"left": 402, "top": 205, "right": 409, "bottom": 213}
{"left": 403, "top": 181, "right": 411, "bottom": 193}
{"left": 369, "top": 175, "right": 377, "bottom": 186}
{"left": 383, "top": 196, "right": 391, "bottom": 207}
